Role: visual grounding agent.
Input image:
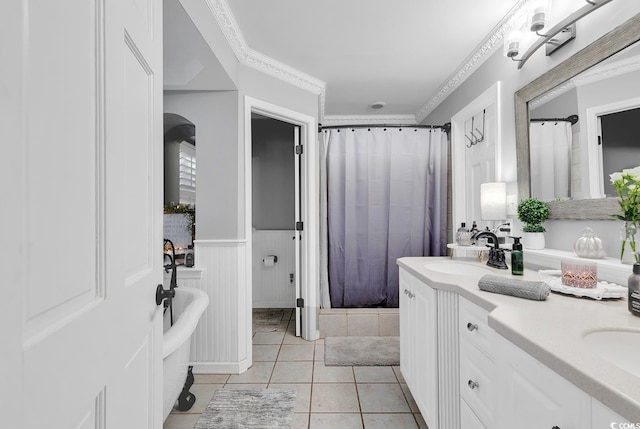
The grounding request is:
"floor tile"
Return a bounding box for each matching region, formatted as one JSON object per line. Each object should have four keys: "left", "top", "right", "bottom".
{"left": 415, "top": 413, "right": 428, "bottom": 429}
{"left": 271, "top": 361, "right": 314, "bottom": 383}
{"left": 362, "top": 413, "right": 418, "bottom": 429}
{"left": 353, "top": 366, "right": 397, "bottom": 383}
{"left": 169, "top": 384, "right": 222, "bottom": 415}
{"left": 222, "top": 383, "right": 268, "bottom": 390}
{"left": 319, "top": 314, "right": 347, "bottom": 338}
{"left": 278, "top": 344, "right": 315, "bottom": 361}
{"left": 252, "top": 331, "right": 285, "bottom": 345}
{"left": 313, "top": 362, "right": 355, "bottom": 383}
{"left": 292, "top": 413, "right": 310, "bottom": 429}
{"left": 193, "top": 374, "right": 229, "bottom": 384}
{"left": 400, "top": 384, "right": 419, "bottom": 413}
{"left": 314, "top": 340, "right": 325, "bottom": 362}
{"left": 392, "top": 366, "right": 405, "bottom": 383}
{"left": 253, "top": 344, "right": 280, "bottom": 361}
{"left": 311, "top": 383, "right": 360, "bottom": 413}
{"left": 269, "top": 383, "right": 312, "bottom": 412}
{"left": 226, "top": 361, "right": 274, "bottom": 384}
{"left": 163, "top": 413, "right": 200, "bottom": 429}
{"left": 283, "top": 332, "right": 312, "bottom": 345}
{"left": 357, "top": 383, "right": 411, "bottom": 413}
{"left": 309, "top": 413, "right": 363, "bottom": 429}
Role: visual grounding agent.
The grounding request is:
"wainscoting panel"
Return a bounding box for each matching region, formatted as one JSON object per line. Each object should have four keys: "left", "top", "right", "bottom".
{"left": 437, "top": 290, "right": 460, "bottom": 429}
{"left": 190, "top": 240, "right": 250, "bottom": 374}
{"left": 252, "top": 230, "right": 296, "bottom": 308}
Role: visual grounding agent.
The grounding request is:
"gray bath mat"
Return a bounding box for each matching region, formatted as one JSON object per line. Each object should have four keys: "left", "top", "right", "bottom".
{"left": 325, "top": 336, "right": 400, "bottom": 366}
{"left": 195, "top": 389, "right": 296, "bottom": 428}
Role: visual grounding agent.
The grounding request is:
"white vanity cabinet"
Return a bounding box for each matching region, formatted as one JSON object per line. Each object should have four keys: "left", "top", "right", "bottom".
{"left": 493, "top": 334, "right": 591, "bottom": 429}
{"left": 458, "top": 296, "right": 495, "bottom": 428}
{"left": 399, "top": 268, "right": 438, "bottom": 428}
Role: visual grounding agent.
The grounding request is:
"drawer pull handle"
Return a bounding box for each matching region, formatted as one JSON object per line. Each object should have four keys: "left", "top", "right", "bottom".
{"left": 468, "top": 380, "right": 479, "bottom": 390}
{"left": 404, "top": 289, "right": 409, "bottom": 295}
{"left": 552, "top": 427, "right": 560, "bottom": 429}
{"left": 466, "top": 322, "right": 478, "bottom": 332}
{"left": 408, "top": 292, "right": 415, "bottom": 299}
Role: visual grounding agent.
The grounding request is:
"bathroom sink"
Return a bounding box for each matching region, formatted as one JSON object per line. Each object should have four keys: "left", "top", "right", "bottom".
{"left": 422, "top": 261, "right": 494, "bottom": 276}
{"left": 582, "top": 330, "right": 640, "bottom": 378}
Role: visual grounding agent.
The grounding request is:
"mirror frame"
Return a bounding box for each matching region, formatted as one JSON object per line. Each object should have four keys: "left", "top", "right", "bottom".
{"left": 515, "top": 13, "right": 640, "bottom": 220}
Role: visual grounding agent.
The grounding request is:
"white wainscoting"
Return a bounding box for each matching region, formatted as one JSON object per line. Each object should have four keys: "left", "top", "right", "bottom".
{"left": 252, "top": 230, "right": 296, "bottom": 308}
{"left": 190, "top": 239, "right": 251, "bottom": 374}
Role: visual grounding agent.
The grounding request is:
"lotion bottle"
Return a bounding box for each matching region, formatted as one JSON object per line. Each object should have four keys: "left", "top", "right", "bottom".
{"left": 511, "top": 236, "right": 523, "bottom": 276}
{"left": 628, "top": 262, "right": 640, "bottom": 317}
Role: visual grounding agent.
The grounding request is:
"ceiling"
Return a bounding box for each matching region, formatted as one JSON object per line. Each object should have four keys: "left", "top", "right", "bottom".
{"left": 164, "top": 0, "right": 523, "bottom": 123}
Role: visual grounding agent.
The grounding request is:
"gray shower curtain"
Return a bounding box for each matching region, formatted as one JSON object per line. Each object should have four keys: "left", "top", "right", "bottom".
{"left": 324, "top": 127, "right": 447, "bottom": 308}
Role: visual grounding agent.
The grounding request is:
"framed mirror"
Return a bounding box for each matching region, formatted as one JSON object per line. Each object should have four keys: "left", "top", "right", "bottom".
{"left": 515, "top": 13, "right": 640, "bottom": 220}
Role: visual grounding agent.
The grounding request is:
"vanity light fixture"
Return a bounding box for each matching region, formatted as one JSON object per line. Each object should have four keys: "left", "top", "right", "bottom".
{"left": 480, "top": 182, "right": 507, "bottom": 221}
{"left": 505, "top": 0, "right": 613, "bottom": 69}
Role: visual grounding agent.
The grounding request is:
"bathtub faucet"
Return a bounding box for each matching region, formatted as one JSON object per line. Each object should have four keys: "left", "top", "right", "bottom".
{"left": 157, "top": 239, "right": 178, "bottom": 307}
{"left": 474, "top": 231, "right": 508, "bottom": 270}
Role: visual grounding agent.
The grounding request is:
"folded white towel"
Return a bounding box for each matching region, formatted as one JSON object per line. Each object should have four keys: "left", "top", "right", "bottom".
{"left": 478, "top": 274, "right": 550, "bottom": 301}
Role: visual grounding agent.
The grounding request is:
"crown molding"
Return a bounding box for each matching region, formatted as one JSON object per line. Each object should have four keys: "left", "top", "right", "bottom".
{"left": 205, "top": 0, "right": 326, "bottom": 94}
{"left": 321, "top": 114, "right": 418, "bottom": 127}
{"left": 416, "top": 0, "right": 526, "bottom": 123}
{"left": 205, "top": 0, "right": 525, "bottom": 124}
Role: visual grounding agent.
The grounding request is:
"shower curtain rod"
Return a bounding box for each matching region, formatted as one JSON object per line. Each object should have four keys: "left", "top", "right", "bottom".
{"left": 530, "top": 114, "right": 579, "bottom": 125}
{"left": 319, "top": 123, "right": 451, "bottom": 132}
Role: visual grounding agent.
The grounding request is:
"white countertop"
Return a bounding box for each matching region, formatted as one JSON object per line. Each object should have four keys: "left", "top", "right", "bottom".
{"left": 397, "top": 256, "right": 640, "bottom": 421}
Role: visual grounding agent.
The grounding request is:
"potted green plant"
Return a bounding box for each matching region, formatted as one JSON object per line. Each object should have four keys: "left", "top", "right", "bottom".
{"left": 517, "top": 198, "right": 549, "bottom": 250}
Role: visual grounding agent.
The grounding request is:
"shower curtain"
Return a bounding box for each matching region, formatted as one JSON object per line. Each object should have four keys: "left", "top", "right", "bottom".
{"left": 529, "top": 121, "right": 572, "bottom": 201}
{"left": 320, "top": 127, "right": 448, "bottom": 308}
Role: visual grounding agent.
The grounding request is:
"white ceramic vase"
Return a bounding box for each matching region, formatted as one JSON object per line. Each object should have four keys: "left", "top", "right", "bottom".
{"left": 523, "top": 232, "right": 545, "bottom": 250}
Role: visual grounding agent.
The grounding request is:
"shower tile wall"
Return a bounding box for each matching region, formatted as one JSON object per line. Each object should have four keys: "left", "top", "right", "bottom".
{"left": 319, "top": 309, "right": 399, "bottom": 338}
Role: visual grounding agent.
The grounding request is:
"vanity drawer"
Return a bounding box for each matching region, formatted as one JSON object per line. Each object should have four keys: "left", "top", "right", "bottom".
{"left": 460, "top": 340, "right": 494, "bottom": 428}
{"left": 459, "top": 296, "right": 494, "bottom": 358}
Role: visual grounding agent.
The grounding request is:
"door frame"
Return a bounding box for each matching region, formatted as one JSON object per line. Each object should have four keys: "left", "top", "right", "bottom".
{"left": 243, "top": 96, "right": 320, "bottom": 341}
{"left": 585, "top": 96, "right": 640, "bottom": 199}
{"left": 451, "top": 81, "right": 502, "bottom": 229}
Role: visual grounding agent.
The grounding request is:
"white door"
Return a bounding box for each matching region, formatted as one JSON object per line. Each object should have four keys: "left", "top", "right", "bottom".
{"left": 465, "top": 108, "right": 496, "bottom": 227}
{"left": 3, "top": 0, "right": 164, "bottom": 428}
{"left": 293, "top": 126, "right": 304, "bottom": 337}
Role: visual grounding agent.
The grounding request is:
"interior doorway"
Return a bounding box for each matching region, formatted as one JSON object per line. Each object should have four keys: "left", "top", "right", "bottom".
{"left": 251, "top": 113, "right": 300, "bottom": 334}
{"left": 244, "top": 96, "right": 320, "bottom": 342}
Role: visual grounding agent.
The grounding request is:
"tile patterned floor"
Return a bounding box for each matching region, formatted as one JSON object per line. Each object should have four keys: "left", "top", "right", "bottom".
{"left": 164, "top": 308, "right": 427, "bottom": 429}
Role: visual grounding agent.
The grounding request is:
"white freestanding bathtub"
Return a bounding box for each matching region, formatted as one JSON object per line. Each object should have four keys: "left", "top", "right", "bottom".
{"left": 162, "top": 286, "right": 209, "bottom": 421}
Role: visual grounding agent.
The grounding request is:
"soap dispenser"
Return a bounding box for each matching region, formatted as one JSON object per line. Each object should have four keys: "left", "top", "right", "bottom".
{"left": 456, "top": 222, "right": 472, "bottom": 246}
{"left": 511, "top": 236, "right": 523, "bottom": 275}
{"left": 628, "top": 262, "right": 640, "bottom": 317}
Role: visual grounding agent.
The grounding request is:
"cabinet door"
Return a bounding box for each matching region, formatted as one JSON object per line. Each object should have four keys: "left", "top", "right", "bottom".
{"left": 494, "top": 335, "right": 591, "bottom": 429}
{"left": 411, "top": 275, "right": 438, "bottom": 429}
{"left": 592, "top": 398, "right": 629, "bottom": 427}
{"left": 399, "top": 268, "right": 414, "bottom": 387}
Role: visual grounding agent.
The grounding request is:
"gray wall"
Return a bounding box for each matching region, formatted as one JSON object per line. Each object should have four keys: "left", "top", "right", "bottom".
{"left": 164, "top": 90, "right": 241, "bottom": 239}
{"left": 251, "top": 116, "right": 296, "bottom": 230}
{"left": 423, "top": 4, "right": 640, "bottom": 256}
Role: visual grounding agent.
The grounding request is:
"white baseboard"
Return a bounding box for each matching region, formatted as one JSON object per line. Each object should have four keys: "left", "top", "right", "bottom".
{"left": 190, "top": 359, "right": 251, "bottom": 375}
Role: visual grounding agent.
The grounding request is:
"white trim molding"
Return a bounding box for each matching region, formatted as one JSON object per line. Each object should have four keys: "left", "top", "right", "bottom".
{"left": 204, "top": 0, "right": 325, "bottom": 98}
{"left": 202, "top": 0, "right": 527, "bottom": 124}
{"left": 416, "top": 0, "right": 525, "bottom": 122}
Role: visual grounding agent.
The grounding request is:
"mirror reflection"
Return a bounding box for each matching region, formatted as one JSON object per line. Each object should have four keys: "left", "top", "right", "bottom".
{"left": 528, "top": 39, "right": 640, "bottom": 202}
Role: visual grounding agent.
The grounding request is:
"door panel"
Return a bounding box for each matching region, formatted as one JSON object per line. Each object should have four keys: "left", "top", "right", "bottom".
{"left": 294, "top": 126, "right": 302, "bottom": 336}
{"left": 15, "top": 0, "right": 163, "bottom": 427}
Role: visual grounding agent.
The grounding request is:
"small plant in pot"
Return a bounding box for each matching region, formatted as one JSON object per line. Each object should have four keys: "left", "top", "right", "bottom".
{"left": 517, "top": 198, "right": 550, "bottom": 250}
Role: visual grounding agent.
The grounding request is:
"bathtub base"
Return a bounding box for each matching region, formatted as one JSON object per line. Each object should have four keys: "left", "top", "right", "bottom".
{"left": 176, "top": 366, "right": 196, "bottom": 412}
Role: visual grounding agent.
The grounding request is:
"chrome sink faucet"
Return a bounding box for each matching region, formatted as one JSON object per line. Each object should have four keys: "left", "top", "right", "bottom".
{"left": 474, "top": 231, "right": 508, "bottom": 270}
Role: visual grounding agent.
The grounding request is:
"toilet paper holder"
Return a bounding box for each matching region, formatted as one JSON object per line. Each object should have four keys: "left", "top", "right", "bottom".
{"left": 263, "top": 255, "right": 278, "bottom": 266}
